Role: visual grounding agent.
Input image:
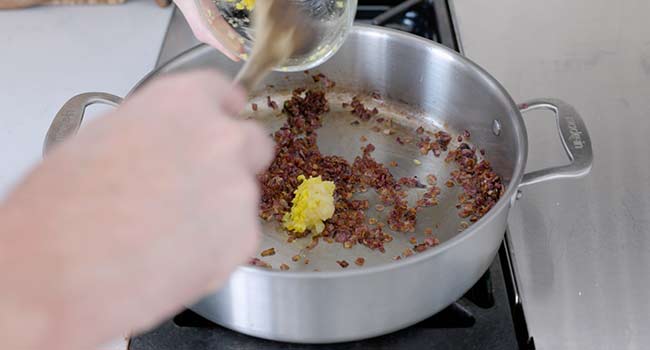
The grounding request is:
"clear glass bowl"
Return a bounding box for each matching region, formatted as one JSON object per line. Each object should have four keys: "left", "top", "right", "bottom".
{"left": 194, "top": 0, "right": 357, "bottom": 72}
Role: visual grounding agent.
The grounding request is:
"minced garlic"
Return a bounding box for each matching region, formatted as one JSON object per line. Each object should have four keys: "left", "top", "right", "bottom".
{"left": 225, "top": 0, "right": 255, "bottom": 11}
{"left": 283, "top": 175, "right": 335, "bottom": 234}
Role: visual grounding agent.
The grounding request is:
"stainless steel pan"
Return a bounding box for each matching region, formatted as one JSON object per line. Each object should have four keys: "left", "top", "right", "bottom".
{"left": 44, "top": 25, "right": 592, "bottom": 343}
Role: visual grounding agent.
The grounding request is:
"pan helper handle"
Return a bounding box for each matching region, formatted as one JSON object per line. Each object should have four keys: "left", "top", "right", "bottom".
{"left": 517, "top": 98, "right": 593, "bottom": 188}
{"left": 43, "top": 93, "right": 123, "bottom": 156}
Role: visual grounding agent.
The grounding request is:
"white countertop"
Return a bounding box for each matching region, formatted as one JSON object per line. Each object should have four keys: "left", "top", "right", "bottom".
{"left": 1, "top": 6, "right": 170, "bottom": 347}
{"left": 453, "top": 0, "right": 650, "bottom": 348}
{"left": 0, "top": 2, "right": 172, "bottom": 199}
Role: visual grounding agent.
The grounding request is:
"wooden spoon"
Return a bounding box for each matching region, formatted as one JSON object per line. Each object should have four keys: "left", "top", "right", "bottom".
{"left": 233, "top": 0, "right": 317, "bottom": 92}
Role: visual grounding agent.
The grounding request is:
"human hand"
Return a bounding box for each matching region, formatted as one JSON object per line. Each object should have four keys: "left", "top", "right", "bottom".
{"left": 174, "top": 0, "right": 244, "bottom": 60}
{"left": 0, "top": 70, "right": 272, "bottom": 350}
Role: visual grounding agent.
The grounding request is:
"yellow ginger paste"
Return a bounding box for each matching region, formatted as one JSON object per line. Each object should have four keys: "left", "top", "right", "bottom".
{"left": 283, "top": 175, "right": 336, "bottom": 234}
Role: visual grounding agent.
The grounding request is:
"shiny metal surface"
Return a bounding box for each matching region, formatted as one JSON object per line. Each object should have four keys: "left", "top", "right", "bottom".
{"left": 43, "top": 92, "right": 122, "bottom": 155}
{"left": 518, "top": 99, "right": 592, "bottom": 188}
{"left": 45, "top": 26, "right": 592, "bottom": 343}
{"left": 454, "top": 0, "right": 650, "bottom": 348}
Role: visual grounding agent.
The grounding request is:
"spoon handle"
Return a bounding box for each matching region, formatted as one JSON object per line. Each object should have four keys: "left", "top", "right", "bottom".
{"left": 233, "top": 57, "right": 267, "bottom": 93}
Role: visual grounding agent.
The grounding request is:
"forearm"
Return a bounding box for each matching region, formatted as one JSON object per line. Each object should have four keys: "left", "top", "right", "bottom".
{"left": 0, "top": 173, "right": 182, "bottom": 350}
{"left": 0, "top": 204, "right": 70, "bottom": 350}
{"left": 0, "top": 180, "right": 163, "bottom": 350}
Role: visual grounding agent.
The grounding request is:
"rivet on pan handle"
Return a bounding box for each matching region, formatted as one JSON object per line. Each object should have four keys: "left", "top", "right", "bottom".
{"left": 517, "top": 98, "right": 593, "bottom": 188}
{"left": 43, "top": 92, "right": 123, "bottom": 156}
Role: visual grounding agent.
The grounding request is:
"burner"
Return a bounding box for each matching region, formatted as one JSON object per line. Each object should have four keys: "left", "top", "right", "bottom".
{"left": 140, "top": 2, "right": 534, "bottom": 349}
{"left": 357, "top": 0, "right": 435, "bottom": 40}
{"left": 356, "top": 0, "right": 458, "bottom": 48}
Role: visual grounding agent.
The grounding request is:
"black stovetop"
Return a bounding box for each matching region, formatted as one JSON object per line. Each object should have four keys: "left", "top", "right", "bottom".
{"left": 130, "top": 1, "right": 533, "bottom": 349}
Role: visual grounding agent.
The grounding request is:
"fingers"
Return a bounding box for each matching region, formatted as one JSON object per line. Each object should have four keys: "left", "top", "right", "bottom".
{"left": 139, "top": 70, "right": 245, "bottom": 115}
{"left": 173, "top": 0, "right": 242, "bottom": 61}
{"left": 172, "top": 70, "right": 272, "bottom": 173}
{"left": 124, "top": 69, "right": 272, "bottom": 175}
{"left": 195, "top": 30, "right": 241, "bottom": 62}
{"left": 218, "top": 84, "right": 247, "bottom": 116}
{"left": 236, "top": 121, "right": 274, "bottom": 174}
{"left": 184, "top": 70, "right": 247, "bottom": 115}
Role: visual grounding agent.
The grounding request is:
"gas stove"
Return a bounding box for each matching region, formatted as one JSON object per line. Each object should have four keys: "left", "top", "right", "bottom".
{"left": 133, "top": 1, "right": 534, "bottom": 349}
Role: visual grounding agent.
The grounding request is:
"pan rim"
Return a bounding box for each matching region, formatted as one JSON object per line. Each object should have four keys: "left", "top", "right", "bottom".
{"left": 131, "top": 24, "right": 528, "bottom": 279}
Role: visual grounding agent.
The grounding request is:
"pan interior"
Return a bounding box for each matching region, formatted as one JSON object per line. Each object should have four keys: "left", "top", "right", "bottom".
{"left": 245, "top": 84, "right": 483, "bottom": 273}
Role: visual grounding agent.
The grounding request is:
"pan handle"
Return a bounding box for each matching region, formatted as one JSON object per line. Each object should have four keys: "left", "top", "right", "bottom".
{"left": 43, "top": 92, "right": 123, "bottom": 156}
{"left": 517, "top": 98, "right": 593, "bottom": 188}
